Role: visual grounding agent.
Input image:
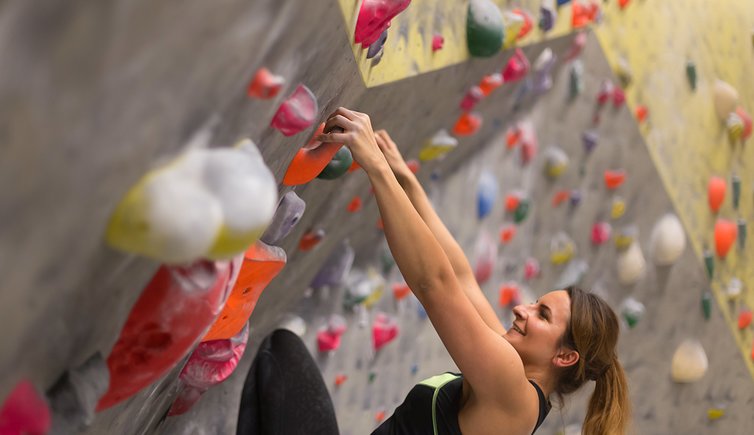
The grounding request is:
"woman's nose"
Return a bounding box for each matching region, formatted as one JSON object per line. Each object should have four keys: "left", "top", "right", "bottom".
{"left": 512, "top": 305, "right": 528, "bottom": 320}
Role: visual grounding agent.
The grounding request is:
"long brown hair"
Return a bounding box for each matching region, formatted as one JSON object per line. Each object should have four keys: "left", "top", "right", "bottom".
{"left": 557, "top": 286, "right": 631, "bottom": 434}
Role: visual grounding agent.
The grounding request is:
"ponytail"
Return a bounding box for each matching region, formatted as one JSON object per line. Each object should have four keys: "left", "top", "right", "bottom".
{"left": 583, "top": 357, "right": 630, "bottom": 435}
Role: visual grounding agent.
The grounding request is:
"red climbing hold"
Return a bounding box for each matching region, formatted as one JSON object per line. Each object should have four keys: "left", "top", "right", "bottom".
{"left": 500, "top": 225, "right": 517, "bottom": 244}
{"left": 552, "top": 190, "right": 570, "bottom": 207}
{"left": 572, "top": 0, "right": 600, "bottom": 29}
{"left": 715, "top": 219, "right": 737, "bottom": 258}
{"left": 406, "top": 159, "right": 420, "bottom": 174}
{"left": 479, "top": 73, "right": 504, "bottom": 96}
{"left": 502, "top": 49, "right": 530, "bottom": 83}
{"left": 299, "top": 229, "right": 325, "bottom": 252}
{"left": 604, "top": 169, "right": 626, "bottom": 190}
{"left": 708, "top": 176, "right": 726, "bottom": 213}
{"left": 460, "top": 86, "right": 484, "bottom": 111}
{"left": 354, "top": 0, "right": 412, "bottom": 48}
{"left": 283, "top": 123, "right": 343, "bottom": 186}
{"left": 393, "top": 283, "right": 411, "bottom": 300}
{"left": 347, "top": 196, "right": 363, "bottom": 213}
{"left": 247, "top": 68, "right": 285, "bottom": 99}
{"left": 736, "top": 107, "right": 753, "bottom": 141}
{"left": 270, "top": 84, "right": 318, "bottom": 136}
{"left": 432, "top": 34, "right": 444, "bottom": 52}
{"left": 506, "top": 125, "right": 522, "bottom": 149}
{"left": 635, "top": 105, "right": 649, "bottom": 123}
{"left": 453, "top": 113, "right": 482, "bottom": 136}
{"left": 373, "top": 313, "right": 399, "bottom": 351}
{"left": 505, "top": 193, "right": 521, "bottom": 212}
{"left": 335, "top": 374, "right": 348, "bottom": 387}
{"left": 591, "top": 222, "right": 612, "bottom": 245}
{"left": 0, "top": 380, "right": 51, "bottom": 435}
{"left": 512, "top": 9, "right": 534, "bottom": 40}
{"left": 499, "top": 283, "right": 521, "bottom": 308}
{"left": 738, "top": 310, "right": 753, "bottom": 330}
{"left": 618, "top": 0, "right": 631, "bottom": 9}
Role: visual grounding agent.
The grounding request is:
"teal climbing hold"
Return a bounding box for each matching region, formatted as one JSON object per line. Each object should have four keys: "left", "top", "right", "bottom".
{"left": 513, "top": 199, "right": 530, "bottom": 223}
{"left": 467, "top": 0, "right": 504, "bottom": 57}
{"left": 686, "top": 61, "right": 697, "bottom": 91}
{"left": 738, "top": 218, "right": 747, "bottom": 249}
{"left": 703, "top": 249, "right": 714, "bottom": 280}
{"left": 317, "top": 147, "right": 353, "bottom": 180}
{"left": 732, "top": 174, "right": 741, "bottom": 209}
{"left": 702, "top": 291, "right": 712, "bottom": 320}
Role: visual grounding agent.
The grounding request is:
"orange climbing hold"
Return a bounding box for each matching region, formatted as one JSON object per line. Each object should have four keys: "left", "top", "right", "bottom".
{"left": 738, "top": 310, "right": 752, "bottom": 330}
{"left": 334, "top": 374, "right": 348, "bottom": 387}
{"left": 499, "top": 283, "right": 520, "bottom": 308}
{"left": 375, "top": 410, "right": 386, "bottom": 423}
{"left": 453, "top": 113, "right": 482, "bottom": 136}
{"left": 505, "top": 126, "right": 521, "bottom": 149}
{"left": 347, "top": 196, "right": 363, "bottom": 212}
{"left": 572, "top": 1, "right": 599, "bottom": 28}
{"left": 283, "top": 123, "right": 343, "bottom": 186}
{"left": 348, "top": 160, "right": 362, "bottom": 173}
{"left": 512, "top": 9, "right": 533, "bottom": 40}
{"left": 299, "top": 229, "right": 325, "bottom": 251}
{"left": 247, "top": 68, "right": 285, "bottom": 99}
{"left": 707, "top": 176, "right": 726, "bottom": 213}
{"left": 635, "top": 105, "right": 649, "bottom": 123}
{"left": 505, "top": 193, "right": 521, "bottom": 212}
{"left": 604, "top": 169, "right": 626, "bottom": 190}
{"left": 552, "top": 190, "right": 570, "bottom": 207}
{"left": 203, "top": 242, "right": 286, "bottom": 341}
{"left": 715, "top": 219, "right": 737, "bottom": 258}
{"left": 499, "top": 225, "right": 517, "bottom": 244}
{"left": 393, "top": 283, "right": 411, "bottom": 300}
{"left": 479, "top": 73, "right": 504, "bottom": 96}
{"left": 618, "top": 0, "right": 631, "bottom": 9}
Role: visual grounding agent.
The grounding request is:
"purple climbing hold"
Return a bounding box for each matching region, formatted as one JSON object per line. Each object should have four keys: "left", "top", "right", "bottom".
{"left": 47, "top": 353, "right": 110, "bottom": 433}
{"left": 261, "top": 191, "right": 306, "bottom": 245}
{"left": 270, "top": 85, "right": 318, "bottom": 136}
{"left": 539, "top": 1, "right": 557, "bottom": 32}
{"left": 569, "top": 190, "right": 582, "bottom": 207}
{"left": 367, "top": 30, "right": 389, "bottom": 59}
{"left": 311, "top": 240, "right": 355, "bottom": 289}
{"left": 582, "top": 130, "right": 598, "bottom": 154}
{"left": 532, "top": 48, "right": 557, "bottom": 93}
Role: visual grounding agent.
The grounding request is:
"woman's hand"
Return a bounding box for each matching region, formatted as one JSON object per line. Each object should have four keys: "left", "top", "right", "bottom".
{"left": 317, "top": 108, "right": 386, "bottom": 173}
{"left": 374, "top": 130, "right": 415, "bottom": 185}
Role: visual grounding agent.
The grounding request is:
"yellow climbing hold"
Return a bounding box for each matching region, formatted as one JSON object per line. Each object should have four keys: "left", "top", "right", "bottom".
{"left": 610, "top": 196, "right": 626, "bottom": 219}
{"left": 419, "top": 129, "right": 458, "bottom": 161}
{"left": 707, "top": 408, "right": 725, "bottom": 421}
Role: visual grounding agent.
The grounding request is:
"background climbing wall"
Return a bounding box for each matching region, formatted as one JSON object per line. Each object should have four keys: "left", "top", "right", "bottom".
{"left": 595, "top": 0, "right": 754, "bottom": 380}
{"left": 1, "top": 0, "right": 753, "bottom": 434}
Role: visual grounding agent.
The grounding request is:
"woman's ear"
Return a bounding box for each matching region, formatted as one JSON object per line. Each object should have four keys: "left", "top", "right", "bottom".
{"left": 553, "top": 348, "right": 580, "bottom": 368}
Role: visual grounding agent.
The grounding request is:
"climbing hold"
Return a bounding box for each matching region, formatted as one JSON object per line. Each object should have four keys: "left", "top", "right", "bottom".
{"left": 615, "top": 57, "right": 632, "bottom": 88}
{"left": 612, "top": 87, "right": 626, "bottom": 108}
{"left": 539, "top": 0, "right": 557, "bottom": 32}
{"left": 318, "top": 146, "right": 354, "bottom": 180}
{"left": 479, "top": 73, "right": 504, "bottom": 96}
{"left": 247, "top": 67, "right": 285, "bottom": 99}
{"left": 619, "top": 297, "right": 645, "bottom": 329}
{"left": 477, "top": 171, "right": 498, "bottom": 220}
{"left": 343, "top": 269, "right": 384, "bottom": 309}
{"left": 299, "top": 229, "right": 325, "bottom": 252}
{"left": 366, "top": 30, "right": 388, "bottom": 59}
{"left": 47, "top": 353, "right": 109, "bottom": 433}
{"left": 505, "top": 192, "right": 522, "bottom": 212}
{"left": 727, "top": 112, "right": 745, "bottom": 143}
{"left": 467, "top": 0, "right": 504, "bottom": 57}
{"left": 311, "top": 240, "right": 355, "bottom": 290}
{"left": 544, "top": 147, "right": 569, "bottom": 178}
{"left": 702, "top": 291, "right": 713, "bottom": 320}
{"left": 738, "top": 218, "right": 747, "bottom": 249}
{"left": 513, "top": 199, "right": 530, "bottom": 223}
{"left": 348, "top": 160, "right": 362, "bottom": 173}
{"left": 650, "top": 214, "right": 686, "bottom": 266}
{"left": 499, "top": 283, "right": 521, "bottom": 308}
{"left": 97, "top": 258, "right": 240, "bottom": 410}
{"left": 511, "top": 78, "right": 532, "bottom": 112}
{"left": 569, "top": 61, "right": 584, "bottom": 99}
{"left": 347, "top": 196, "right": 363, "bottom": 213}
{"left": 564, "top": 32, "right": 587, "bottom": 62}
{"left": 511, "top": 9, "right": 533, "bottom": 40}
{"left": 283, "top": 123, "right": 343, "bottom": 186}
{"left": 618, "top": 0, "right": 631, "bottom": 9}
{"left": 571, "top": 0, "right": 599, "bottom": 28}
{"left": 533, "top": 48, "right": 557, "bottom": 93}
{"left": 738, "top": 310, "right": 753, "bottom": 330}
{"left": 169, "top": 325, "right": 249, "bottom": 416}
{"left": 707, "top": 176, "right": 726, "bottom": 213}
{"left": 499, "top": 224, "right": 517, "bottom": 244}
{"left": 551, "top": 190, "right": 569, "bottom": 207}
{"left": 614, "top": 226, "right": 637, "bottom": 250}
{"left": 354, "top": 0, "right": 412, "bottom": 48}
{"left": 569, "top": 190, "right": 582, "bottom": 207}
{"left": 596, "top": 80, "right": 614, "bottom": 106}
{"left": 736, "top": 107, "right": 752, "bottom": 141}
{"left": 591, "top": 222, "right": 612, "bottom": 245}
{"left": 604, "top": 169, "right": 626, "bottom": 190}
{"left": 368, "top": 371, "right": 378, "bottom": 383}
{"left": 501, "top": 11, "right": 524, "bottom": 49}
{"left": 261, "top": 191, "right": 305, "bottom": 245}
{"left": 460, "top": 86, "right": 484, "bottom": 111}
{"left": 685, "top": 61, "right": 697, "bottom": 91}
{"left": 635, "top": 105, "right": 649, "bottom": 123}
{"left": 474, "top": 232, "right": 497, "bottom": 283}
{"left": 411, "top": 364, "right": 419, "bottom": 375}
{"left": 502, "top": 49, "right": 531, "bottom": 83}
{"left": 713, "top": 79, "right": 739, "bottom": 121}
{"left": 453, "top": 112, "right": 483, "bottom": 136}
{"left": 524, "top": 258, "right": 540, "bottom": 280}
{"left": 703, "top": 249, "right": 714, "bottom": 279}
{"left": 432, "top": 34, "right": 444, "bottom": 52}
{"left": 0, "top": 380, "right": 51, "bottom": 435}
{"left": 419, "top": 129, "right": 458, "bottom": 161}
{"left": 506, "top": 125, "right": 522, "bottom": 149}
{"left": 610, "top": 196, "right": 626, "bottom": 220}
{"left": 406, "top": 159, "right": 420, "bottom": 174}
{"left": 392, "top": 283, "right": 411, "bottom": 300}
{"left": 518, "top": 123, "right": 538, "bottom": 165}
{"left": 204, "top": 242, "right": 286, "bottom": 341}
{"left": 582, "top": 130, "right": 598, "bottom": 155}
{"left": 617, "top": 241, "right": 646, "bottom": 286}
{"left": 707, "top": 408, "right": 725, "bottom": 421}
{"left": 335, "top": 374, "right": 348, "bottom": 387}
{"left": 727, "top": 278, "right": 743, "bottom": 300}
{"left": 671, "top": 339, "right": 708, "bottom": 383}
{"left": 714, "top": 219, "right": 737, "bottom": 258}
{"left": 317, "top": 315, "right": 347, "bottom": 352}
{"left": 550, "top": 232, "right": 576, "bottom": 265}
{"left": 375, "top": 410, "right": 386, "bottom": 423}
{"left": 373, "top": 313, "right": 399, "bottom": 351}
{"left": 271, "top": 84, "right": 318, "bottom": 136}
{"left": 106, "top": 140, "right": 277, "bottom": 263}
{"left": 731, "top": 174, "right": 741, "bottom": 210}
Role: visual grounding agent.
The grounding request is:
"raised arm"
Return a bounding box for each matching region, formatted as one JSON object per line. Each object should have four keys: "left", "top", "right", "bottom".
{"left": 317, "top": 109, "right": 528, "bottom": 404}
{"left": 374, "top": 130, "right": 505, "bottom": 335}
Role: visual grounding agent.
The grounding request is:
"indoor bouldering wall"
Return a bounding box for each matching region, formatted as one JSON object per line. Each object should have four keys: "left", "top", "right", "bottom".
{"left": 1, "top": 1, "right": 754, "bottom": 435}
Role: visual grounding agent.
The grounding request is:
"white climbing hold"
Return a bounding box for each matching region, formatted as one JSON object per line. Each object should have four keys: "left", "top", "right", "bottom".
{"left": 671, "top": 339, "right": 708, "bottom": 383}
{"left": 650, "top": 214, "right": 686, "bottom": 266}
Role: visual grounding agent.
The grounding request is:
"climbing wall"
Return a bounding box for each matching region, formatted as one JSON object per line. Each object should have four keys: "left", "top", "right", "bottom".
{"left": 1, "top": 0, "right": 753, "bottom": 434}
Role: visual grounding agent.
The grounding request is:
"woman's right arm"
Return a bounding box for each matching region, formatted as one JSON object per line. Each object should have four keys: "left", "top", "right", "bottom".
{"left": 375, "top": 130, "right": 506, "bottom": 335}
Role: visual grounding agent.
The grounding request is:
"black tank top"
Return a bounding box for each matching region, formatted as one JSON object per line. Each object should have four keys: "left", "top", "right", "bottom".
{"left": 371, "top": 372, "right": 551, "bottom": 435}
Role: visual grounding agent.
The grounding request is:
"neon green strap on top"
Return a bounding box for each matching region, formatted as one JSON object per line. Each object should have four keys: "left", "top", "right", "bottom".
{"left": 418, "top": 373, "right": 461, "bottom": 435}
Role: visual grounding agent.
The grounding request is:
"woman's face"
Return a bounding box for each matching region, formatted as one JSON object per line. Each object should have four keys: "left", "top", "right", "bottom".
{"left": 504, "top": 290, "right": 573, "bottom": 367}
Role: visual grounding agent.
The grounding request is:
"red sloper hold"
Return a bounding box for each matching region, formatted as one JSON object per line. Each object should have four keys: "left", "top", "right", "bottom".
{"left": 168, "top": 325, "right": 249, "bottom": 416}
{"left": 203, "top": 241, "right": 286, "bottom": 341}
{"left": 247, "top": 68, "right": 285, "bottom": 99}
{"left": 354, "top": 0, "right": 412, "bottom": 48}
{"left": 270, "top": 84, "right": 318, "bottom": 136}
{"left": 0, "top": 380, "right": 51, "bottom": 435}
{"left": 283, "top": 123, "right": 343, "bottom": 186}
{"left": 97, "top": 258, "right": 240, "bottom": 411}
{"left": 502, "top": 49, "right": 531, "bottom": 83}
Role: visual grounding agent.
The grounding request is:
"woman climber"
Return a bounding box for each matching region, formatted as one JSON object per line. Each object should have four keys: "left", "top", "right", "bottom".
{"left": 238, "top": 108, "right": 631, "bottom": 435}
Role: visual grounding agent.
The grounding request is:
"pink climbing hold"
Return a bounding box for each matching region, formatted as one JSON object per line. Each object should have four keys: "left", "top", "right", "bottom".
{"left": 317, "top": 316, "right": 347, "bottom": 352}
{"left": 373, "top": 313, "right": 399, "bottom": 351}
{"left": 524, "top": 258, "right": 540, "bottom": 280}
{"left": 270, "top": 84, "right": 318, "bottom": 136}
{"left": 432, "top": 34, "right": 445, "bottom": 52}
{"left": 597, "top": 80, "right": 614, "bottom": 106}
{"left": 354, "top": 0, "right": 412, "bottom": 48}
{"left": 612, "top": 87, "right": 626, "bottom": 107}
{"left": 247, "top": 68, "right": 285, "bottom": 99}
{"left": 502, "top": 49, "right": 531, "bottom": 83}
{"left": 168, "top": 325, "right": 249, "bottom": 416}
{"left": 0, "top": 380, "right": 51, "bottom": 435}
{"left": 460, "top": 86, "right": 484, "bottom": 111}
{"left": 591, "top": 222, "right": 612, "bottom": 245}
{"left": 564, "top": 32, "right": 587, "bottom": 62}
{"left": 736, "top": 107, "right": 752, "bottom": 141}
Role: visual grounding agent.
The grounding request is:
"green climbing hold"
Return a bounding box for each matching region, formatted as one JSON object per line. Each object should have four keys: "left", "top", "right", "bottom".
{"left": 368, "top": 371, "right": 377, "bottom": 383}
{"left": 513, "top": 199, "right": 530, "bottom": 223}
{"left": 702, "top": 291, "right": 712, "bottom": 320}
{"left": 467, "top": 0, "right": 504, "bottom": 57}
{"left": 569, "top": 61, "right": 584, "bottom": 100}
{"left": 317, "top": 147, "right": 353, "bottom": 180}
{"left": 703, "top": 249, "right": 714, "bottom": 280}
{"left": 732, "top": 174, "right": 741, "bottom": 209}
{"left": 686, "top": 61, "right": 697, "bottom": 91}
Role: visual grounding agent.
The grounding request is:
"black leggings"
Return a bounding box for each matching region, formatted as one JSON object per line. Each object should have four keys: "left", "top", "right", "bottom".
{"left": 237, "top": 329, "right": 339, "bottom": 435}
